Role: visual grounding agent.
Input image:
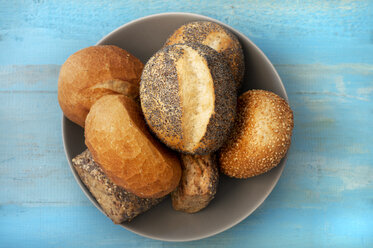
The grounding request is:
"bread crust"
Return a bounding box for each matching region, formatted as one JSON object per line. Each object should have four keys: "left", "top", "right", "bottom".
{"left": 172, "top": 153, "right": 218, "bottom": 213}
{"left": 58, "top": 45, "right": 143, "bottom": 127}
{"left": 219, "top": 90, "right": 294, "bottom": 178}
{"left": 165, "top": 21, "right": 245, "bottom": 87}
{"left": 85, "top": 95, "right": 181, "bottom": 198}
{"left": 72, "top": 149, "right": 164, "bottom": 223}
{"left": 140, "top": 43, "right": 237, "bottom": 155}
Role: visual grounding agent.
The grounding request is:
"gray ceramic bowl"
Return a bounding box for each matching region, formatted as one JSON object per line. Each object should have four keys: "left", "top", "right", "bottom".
{"left": 62, "top": 12, "right": 288, "bottom": 242}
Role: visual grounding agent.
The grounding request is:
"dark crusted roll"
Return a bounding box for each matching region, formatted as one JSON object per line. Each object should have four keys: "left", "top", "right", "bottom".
{"left": 72, "top": 149, "right": 165, "bottom": 224}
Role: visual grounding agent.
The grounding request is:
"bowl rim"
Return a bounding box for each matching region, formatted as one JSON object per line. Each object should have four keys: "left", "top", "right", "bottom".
{"left": 62, "top": 12, "right": 288, "bottom": 242}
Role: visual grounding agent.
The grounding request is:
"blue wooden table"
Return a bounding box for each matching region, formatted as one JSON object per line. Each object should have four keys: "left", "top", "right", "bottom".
{"left": 1, "top": 1, "right": 372, "bottom": 247}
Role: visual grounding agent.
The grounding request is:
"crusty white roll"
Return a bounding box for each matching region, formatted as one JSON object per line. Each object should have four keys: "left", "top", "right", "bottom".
{"left": 85, "top": 94, "right": 182, "bottom": 198}
{"left": 140, "top": 43, "right": 237, "bottom": 155}
{"left": 58, "top": 45, "right": 143, "bottom": 127}
{"left": 219, "top": 90, "right": 294, "bottom": 178}
{"left": 165, "top": 21, "right": 245, "bottom": 87}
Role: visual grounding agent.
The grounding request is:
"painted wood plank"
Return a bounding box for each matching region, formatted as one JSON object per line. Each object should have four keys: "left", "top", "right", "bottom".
{"left": 0, "top": 1, "right": 372, "bottom": 65}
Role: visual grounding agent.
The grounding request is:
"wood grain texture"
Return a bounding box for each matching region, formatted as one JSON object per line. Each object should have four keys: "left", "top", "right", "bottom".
{"left": 0, "top": 0, "right": 372, "bottom": 247}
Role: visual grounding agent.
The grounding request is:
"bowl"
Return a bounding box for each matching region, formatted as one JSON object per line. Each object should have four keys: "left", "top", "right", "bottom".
{"left": 62, "top": 12, "right": 288, "bottom": 242}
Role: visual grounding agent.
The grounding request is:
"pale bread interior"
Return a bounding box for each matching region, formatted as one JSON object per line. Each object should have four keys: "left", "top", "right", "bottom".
{"left": 203, "top": 31, "right": 231, "bottom": 52}
{"left": 176, "top": 46, "right": 215, "bottom": 152}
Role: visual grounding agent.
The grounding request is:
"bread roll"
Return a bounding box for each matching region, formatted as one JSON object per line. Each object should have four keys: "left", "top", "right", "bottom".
{"left": 72, "top": 149, "right": 164, "bottom": 223}
{"left": 140, "top": 43, "right": 237, "bottom": 155}
{"left": 165, "top": 21, "right": 244, "bottom": 87}
{"left": 85, "top": 94, "right": 181, "bottom": 198}
{"left": 219, "top": 90, "right": 294, "bottom": 178}
{"left": 172, "top": 154, "right": 218, "bottom": 213}
{"left": 58, "top": 45, "right": 143, "bottom": 127}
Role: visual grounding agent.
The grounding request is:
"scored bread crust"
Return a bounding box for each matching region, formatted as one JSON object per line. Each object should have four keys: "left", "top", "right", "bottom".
{"left": 58, "top": 45, "right": 143, "bottom": 127}
{"left": 219, "top": 90, "right": 294, "bottom": 178}
{"left": 171, "top": 153, "right": 218, "bottom": 213}
{"left": 165, "top": 21, "right": 245, "bottom": 87}
{"left": 140, "top": 43, "right": 237, "bottom": 155}
{"left": 85, "top": 95, "right": 181, "bottom": 198}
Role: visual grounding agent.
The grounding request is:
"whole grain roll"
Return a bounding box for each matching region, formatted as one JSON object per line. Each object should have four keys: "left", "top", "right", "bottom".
{"left": 85, "top": 94, "right": 182, "bottom": 198}
{"left": 140, "top": 43, "right": 237, "bottom": 155}
{"left": 165, "top": 21, "right": 245, "bottom": 87}
{"left": 172, "top": 153, "right": 218, "bottom": 213}
{"left": 58, "top": 45, "right": 143, "bottom": 127}
{"left": 219, "top": 90, "right": 294, "bottom": 178}
{"left": 72, "top": 149, "right": 165, "bottom": 223}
